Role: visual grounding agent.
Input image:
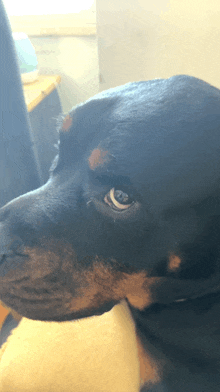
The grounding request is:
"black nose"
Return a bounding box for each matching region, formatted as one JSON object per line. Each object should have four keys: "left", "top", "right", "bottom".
{"left": 0, "top": 223, "right": 24, "bottom": 258}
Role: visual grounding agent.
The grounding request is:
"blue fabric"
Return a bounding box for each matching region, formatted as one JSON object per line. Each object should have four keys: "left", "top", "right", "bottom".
{"left": 0, "top": 0, "right": 41, "bottom": 208}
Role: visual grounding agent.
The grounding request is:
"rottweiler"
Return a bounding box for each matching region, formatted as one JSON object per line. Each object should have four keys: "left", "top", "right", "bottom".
{"left": 1, "top": 75, "right": 220, "bottom": 391}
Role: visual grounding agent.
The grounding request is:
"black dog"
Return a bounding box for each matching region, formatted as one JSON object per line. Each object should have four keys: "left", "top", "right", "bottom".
{"left": 1, "top": 75, "right": 220, "bottom": 391}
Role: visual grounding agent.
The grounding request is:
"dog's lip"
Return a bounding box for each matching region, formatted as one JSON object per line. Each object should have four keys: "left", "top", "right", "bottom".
{"left": 39, "top": 301, "right": 118, "bottom": 321}
{"left": 174, "top": 298, "right": 188, "bottom": 302}
{"left": 173, "top": 285, "right": 220, "bottom": 303}
{"left": 0, "top": 252, "right": 28, "bottom": 278}
{"left": 174, "top": 295, "right": 208, "bottom": 303}
{"left": 0, "top": 291, "right": 118, "bottom": 321}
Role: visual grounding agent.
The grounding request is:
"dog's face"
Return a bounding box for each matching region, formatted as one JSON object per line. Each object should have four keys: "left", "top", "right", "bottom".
{"left": 1, "top": 75, "right": 220, "bottom": 321}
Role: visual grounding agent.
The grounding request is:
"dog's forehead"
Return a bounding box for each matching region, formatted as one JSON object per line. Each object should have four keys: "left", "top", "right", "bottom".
{"left": 60, "top": 75, "right": 220, "bottom": 207}
{"left": 65, "top": 74, "right": 220, "bottom": 135}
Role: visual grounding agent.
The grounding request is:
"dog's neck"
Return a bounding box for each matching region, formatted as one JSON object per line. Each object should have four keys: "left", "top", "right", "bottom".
{"left": 129, "top": 297, "right": 220, "bottom": 391}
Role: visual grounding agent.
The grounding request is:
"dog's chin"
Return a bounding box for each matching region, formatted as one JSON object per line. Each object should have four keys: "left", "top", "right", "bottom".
{"left": 0, "top": 292, "right": 119, "bottom": 322}
{"left": 35, "top": 301, "right": 118, "bottom": 322}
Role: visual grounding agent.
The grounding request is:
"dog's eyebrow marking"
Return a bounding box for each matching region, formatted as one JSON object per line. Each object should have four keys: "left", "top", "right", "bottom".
{"left": 88, "top": 148, "right": 110, "bottom": 170}
{"left": 61, "top": 114, "right": 72, "bottom": 132}
{"left": 167, "top": 254, "right": 182, "bottom": 272}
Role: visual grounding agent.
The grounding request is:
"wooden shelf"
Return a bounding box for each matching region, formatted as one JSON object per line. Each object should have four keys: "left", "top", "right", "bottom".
{"left": 23, "top": 75, "right": 61, "bottom": 112}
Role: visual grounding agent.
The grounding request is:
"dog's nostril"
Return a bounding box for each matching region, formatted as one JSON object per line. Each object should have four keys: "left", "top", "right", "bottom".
{"left": 10, "top": 238, "right": 24, "bottom": 252}
{"left": 0, "top": 231, "right": 24, "bottom": 258}
{"left": 0, "top": 207, "right": 10, "bottom": 222}
{"left": 0, "top": 254, "right": 6, "bottom": 267}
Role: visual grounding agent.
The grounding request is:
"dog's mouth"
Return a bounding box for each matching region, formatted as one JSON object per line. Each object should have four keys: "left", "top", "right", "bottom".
{"left": 0, "top": 287, "right": 118, "bottom": 322}
{"left": 173, "top": 288, "right": 220, "bottom": 303}
{"left": 1, "top": 248, "right": 220, "bottom": 321}
{"left": 0, "top": 252, "right": 119, "bottom": 321}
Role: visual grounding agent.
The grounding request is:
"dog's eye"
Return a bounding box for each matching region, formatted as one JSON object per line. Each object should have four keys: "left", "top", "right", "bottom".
{"left": 104, "top": 188, "right": 133, "bottom": 210}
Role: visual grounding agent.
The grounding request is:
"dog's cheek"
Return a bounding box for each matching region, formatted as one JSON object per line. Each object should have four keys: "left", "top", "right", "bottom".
{"left": 67, "top": 264, "right": 155, "bottom": 312}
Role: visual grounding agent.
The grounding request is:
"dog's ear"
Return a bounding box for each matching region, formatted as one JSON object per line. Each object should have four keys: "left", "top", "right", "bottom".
{"left": 60, "top": 114, "right": 73, "bottom": 133}
{"left": 51, "top": 111, "right": 81, "bottom": 170}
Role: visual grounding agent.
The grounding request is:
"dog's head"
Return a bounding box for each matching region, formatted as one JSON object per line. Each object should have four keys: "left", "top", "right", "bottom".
{"left": 1, "top": 75, "right": 220, "bottom": 321}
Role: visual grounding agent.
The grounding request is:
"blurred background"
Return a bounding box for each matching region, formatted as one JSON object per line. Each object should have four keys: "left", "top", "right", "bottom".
{"left": 4, "top": 0, "right": 220, "bottom": 113}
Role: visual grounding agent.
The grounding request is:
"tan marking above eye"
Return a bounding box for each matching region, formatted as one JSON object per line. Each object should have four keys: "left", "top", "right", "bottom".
{"left": 105, "top": 188, "right": 132, "bottom": 210}
{"left": 167, "top": 254, "right": 182, "bottom": 272}
{"left": 88, "top": 148, "right": 110, "bottom": 170}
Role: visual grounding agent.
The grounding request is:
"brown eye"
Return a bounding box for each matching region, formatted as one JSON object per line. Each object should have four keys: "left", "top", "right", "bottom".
{"left": 104, "top": 188, "right": 133, "bottom": 210}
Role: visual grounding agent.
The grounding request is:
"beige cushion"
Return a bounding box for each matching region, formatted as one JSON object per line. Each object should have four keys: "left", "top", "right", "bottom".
{"left": 0, "top": 300, "right": 140, "bottom": 391}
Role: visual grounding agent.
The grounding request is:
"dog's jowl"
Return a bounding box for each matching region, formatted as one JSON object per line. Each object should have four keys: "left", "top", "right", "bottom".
{"left": 1, "top": 75, "right": 220, "bottom": 391}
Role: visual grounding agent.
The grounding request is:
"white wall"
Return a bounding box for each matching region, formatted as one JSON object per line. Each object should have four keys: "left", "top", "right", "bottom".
{"left": 97, "top": 0, "right": 220, "bottom": 91}
{"left": 31, "top": 36, "right": 99, "bottom": 113}
{"left": 3, "top": 0, "right": 94, "bottom": 15}
{"left": 5, "top": 1, "right": 99, "bottom": 113}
